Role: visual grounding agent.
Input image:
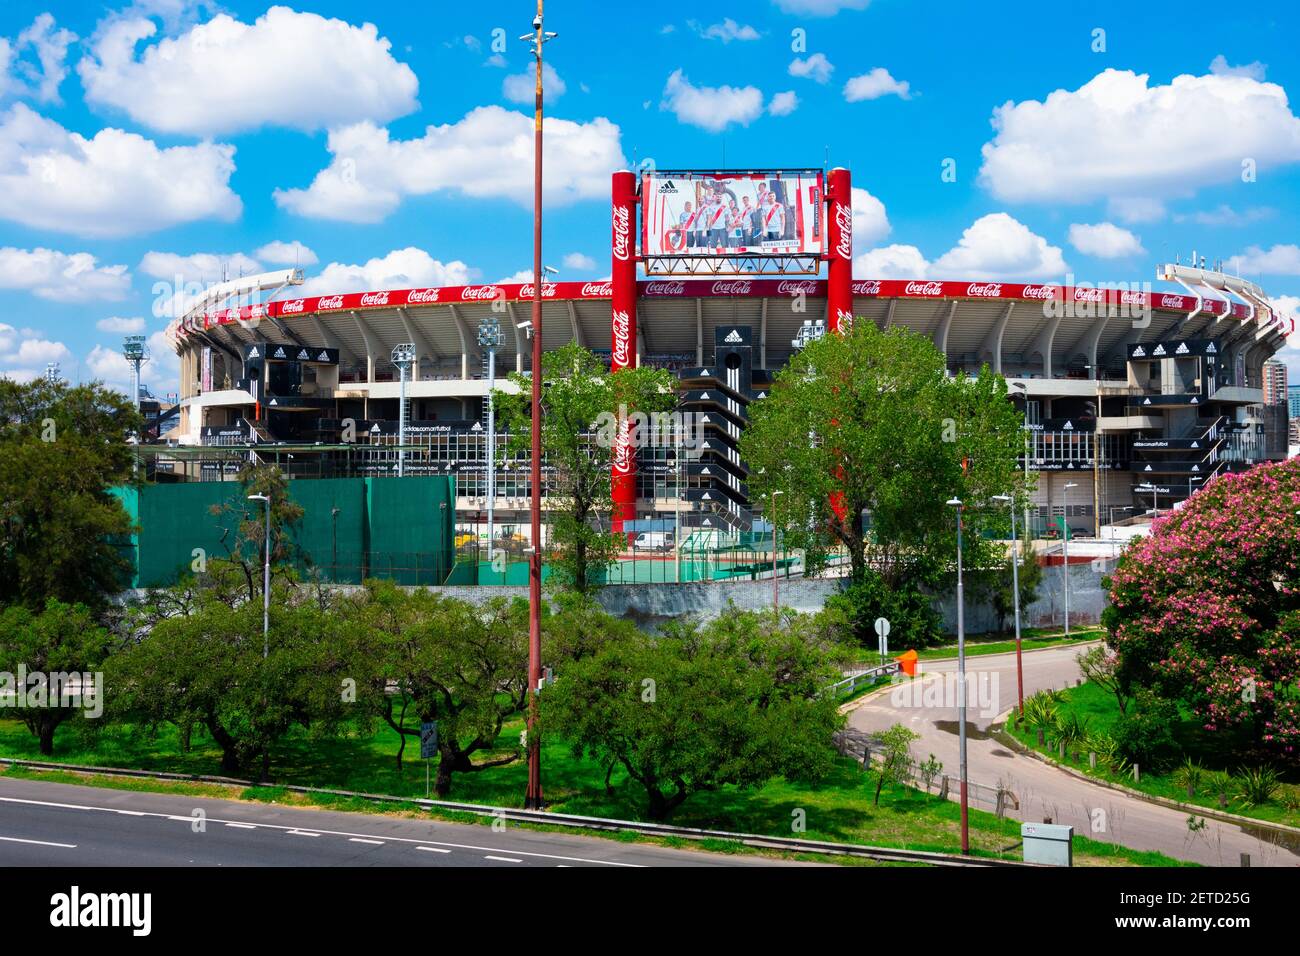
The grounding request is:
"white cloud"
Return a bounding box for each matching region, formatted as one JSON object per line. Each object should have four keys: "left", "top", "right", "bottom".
{"left": 0, "top": 39, "right": 12, "bottom": 99}
{"left": 850, "top": 186, "right": 890, "bottom": 250}
{"left": 12, "top": 14, "right": 77, "bottom": 103}
{"left": 769, "top": 91, "right": 799, "bottom": 116}
{"left": 1173, "top": 204, "right": 1272, "bottom": 227}
{"left": 1233, "top": 244, "right": 1300, "bottom": 276}
{"left": 0, "top": 246, "right": 131, "bottom": 302}
{"left": 78, "top": 7, "right": 418, "bottom": 136}
{"left": 788, "top": 53, "right": 833, "bottom": 84}
{"left": 495, "top": 269, "right": 534, "bottom": 284}
{"left": 299, "top": 248, "right": 472, "bottom": 296}
{"left": 660, "top": 69, "right": 763, "bottom": 131}
{"left": 139, "top": 251, "right": 262, "bottom": 284}
{"left": 96, "top": 316, "right": 146, "bottom": 333}
{"left": 978, "top": 68, "right": 1300, "bottom": 207}
{"left": 1106, "top": 196, "right": 1165, "bottom": 224}
{"left": 255, "top": 240, "right": 318, "bottom": 266}
{"left": 562, "top": 252, "right": 596, "bottom": 271}
{"left": 689, "top": 19, "right": 760, "bottom": 42}
{"left": 853, "top": 243, "right": 928, "bottom": 279}
{"left": 503, "top": 62, "right": 565, "bottom": 104}
{"left": 0, "top": 322, "right": 73, "bottom": 381}
{"left": 930, "top": 213, "right": 1067, "bottom": 280}
{"left": 1209, "top": 54, "right": 1265, "bottom": 81}
{"left": 1067, "top": 222, "right": 1145, "bottom": 259}
{"left": 772, "top": 0, "right": 871, "bottom": 15}
{"left": 274, "top": 106, "right": 624, "bottom": 222}
{"left": 844, "top": 68, "right": 911, "bottom": 102}
{"left": 0, "top": 104, "right": 240, "bottom": 237}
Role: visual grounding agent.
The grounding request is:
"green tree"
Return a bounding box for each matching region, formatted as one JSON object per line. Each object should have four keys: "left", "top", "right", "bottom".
{"left": 343, "top": 580, "right": 529, "bottom": 794}
{"left": 872, "top": 724, "right": 920, "bottom": 806}
{"left": 990, "top": 533, "right": 1043, "bottom": 636}
{"left": 741, "top": 321, "right": 1026, "bottom": 642}
{"left": 109, "top": 564, "right": 351, "bottom": 776}
{"left": 0, "top": 600, "right": 114, "bottom": 754}
{"left": 494, "top": 342, "right": 675, "bottom": 593}
{"left": 541, "top": 611, "right": 843, "bottom": 820}
{"left": 207, "top": 462, "right": 306, "bottom": 601}
{"left": 0, "top": 378, "right": 140, "bottom": 609}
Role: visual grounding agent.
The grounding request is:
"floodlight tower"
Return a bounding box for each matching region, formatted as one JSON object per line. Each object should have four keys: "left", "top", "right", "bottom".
{"left": 391, "top": 343, "right": 416, "bottom": 477}
{"left": 477, "top": 316, "right": 505, "bottom": 562}
{"left": 43, "top": 362, "right": 61, "bottom": 384}
{"left": 123, "top": 336, "right": 148, "bottom": 474}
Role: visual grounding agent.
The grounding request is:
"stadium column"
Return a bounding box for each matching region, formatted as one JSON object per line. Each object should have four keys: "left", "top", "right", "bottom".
{"left": 610, "top": 169, "right": 639, "bottom": 535}
{"left": 826, "top": 167, "right": 854, "bottom": 332}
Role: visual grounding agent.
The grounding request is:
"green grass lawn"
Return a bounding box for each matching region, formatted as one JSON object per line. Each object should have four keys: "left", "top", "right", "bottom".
{"left": 1005, "top": 681, "right": 1300, "bottom": 829}
{"left": 0, "top": 712, "right": 1186, "bottom": 866}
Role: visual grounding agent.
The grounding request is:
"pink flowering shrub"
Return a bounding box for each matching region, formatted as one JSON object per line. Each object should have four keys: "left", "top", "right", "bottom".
{"left": 1104, "top": 457, "right": 1300, "bottom": 763}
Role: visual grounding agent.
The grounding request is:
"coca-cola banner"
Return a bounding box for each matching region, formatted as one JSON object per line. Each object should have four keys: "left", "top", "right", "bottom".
{"left": 610, "top": 170, "right": 639, "bottom": 530}
{"left": 640, "top": 168, "right": 824, "bottom": 272}
{"left": 174, "top": 278, "right": 1258, "bottom": 339}
{"left": 825, "top": 167, "right": 853, "bottom": 332}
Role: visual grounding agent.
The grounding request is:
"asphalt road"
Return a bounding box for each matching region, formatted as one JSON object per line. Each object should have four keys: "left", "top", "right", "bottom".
{"left": 0, "top": 777, "right": 801, "bottom": 868}
{"left": 847, "top": 643, "right": 1300, "bottom": 868}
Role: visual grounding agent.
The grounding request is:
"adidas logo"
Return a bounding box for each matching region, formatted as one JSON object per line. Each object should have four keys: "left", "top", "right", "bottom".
{"left": 724, "top": 330, "right": 743, "bottom": 344}
{"left": 318, "top": 351, "right": 330, "bottom": 361}
{"left": 1132, "top": 345, "right": 1146, "bottom": 357}
{"left": 247, "top": 347, "right": 260, "bottom": 358}
{"left": 273, "top": 346, "right": 288, "bottom": 358}
{"left": 1153, "top": 344, "right": 1166, "bottom": 356}
{"left": 297, "top": 348, "right": 310, "bottom": 360}
{"left": 1206, "top": 342, "right": 1217, "bottom": 353}
{"left": 1175, "top": 342, "right": 1189, "bottom": 354}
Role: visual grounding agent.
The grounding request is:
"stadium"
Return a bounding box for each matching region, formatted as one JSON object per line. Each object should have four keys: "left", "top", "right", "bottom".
{"left": 160, "top": 168, "right": 1293, "bottom": 550}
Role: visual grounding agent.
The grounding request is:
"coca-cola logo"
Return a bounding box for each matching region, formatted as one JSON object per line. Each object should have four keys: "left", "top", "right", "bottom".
{"left": 777, "top": 280, "right": 819, "bottom": 295}
{"left": 612, "top": 425, "right": 633, "bottom": 475}
{"left": 360, "top": 291, "right": 390, "bottom": 307}
{"left": 711, "top": 281, "right": 753, "bottom": 295}
{"left": 1160, "top": 294, "right": 1185, "bottom": 308}
{"left": 836, "top": 308, "right": 854, "bottom": 331}
{"left": 966, "top": 282, "right": 1003, "bottom": 298}
{"left": 1022, "top": 285, "right": 1058, "bottom": 300}
{"left": 222, "top": 308, "right": 240, "bottom": 321}
{"left": 853, "top": 279, "right": 882, "bottom": 295}
{"left": 612, "top": 204, "right": 632, "bottom": 262}
{"left": 519, "top": 282, "right": 557, "bottom": 299}
{"left": 1073, "top": 287, "right": 1105, "bottom": 303}
{"left": 904, "top": 281, "right": 944, "bottom": 296}
{"left": 318, "top": 295, "right": 345, "bottom": 310}
{"left": 581, "top": 282, "right": 613, "bottom": 297}
{"left": 1119, "top": 290, "right": 1144, "bottom": 305}
{"left": 611, "top": 309, "right": 631, "bottom": 368}
{"left": 834, "top": 202, "right": 852, "bottom": 261}
{"left": 644, "top": 281, "right": 685, "bottom": 296}
{"left": 460, "top": 285, "right": 502, "bottom": 301}
{"left": 407, "top": 289, "right": 440, "bottom": 304}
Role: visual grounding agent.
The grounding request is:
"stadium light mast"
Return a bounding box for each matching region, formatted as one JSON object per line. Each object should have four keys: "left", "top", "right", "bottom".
{"left": 123, "top": 336, "right": 148, "bottom": 474}
{"left": 391, "top": 343, "right": 416, "bottom": 477}
{"left": 477, "top": 317, "right": 504, "bottom": 564}
{"left": 520, "top": 0, "right": 556, "bottom": 810}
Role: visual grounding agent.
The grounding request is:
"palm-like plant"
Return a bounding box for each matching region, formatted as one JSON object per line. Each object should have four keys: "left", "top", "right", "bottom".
{"left": 1087, "top": 731, "right": 1129, "bottom": 777}
{"left": 1049, "top": 711, "right": 1091, "bottom": 757}
{"left": 1172, "top": 757, "right": 1204, "bottom": 799}
{"left": 1022, "top": 691, "right": 1060, "bottom": 747}
{"left": 1205, "top": 770, "right": 1233, "bottom": 809}
{"left": 1236, "top": 766, "right": 1281, "bottom": 808}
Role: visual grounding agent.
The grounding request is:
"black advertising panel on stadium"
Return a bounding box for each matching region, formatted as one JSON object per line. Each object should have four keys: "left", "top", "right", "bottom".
{"left": 640, "top": 169, "right": 824, "bottom": 268}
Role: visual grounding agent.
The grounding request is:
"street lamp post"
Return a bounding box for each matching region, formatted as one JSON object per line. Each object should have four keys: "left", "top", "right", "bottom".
{"left": 770, "top": 489, "right": 783, "bottom": 613}
{"left": 946, "top": 497, "right": 970, "bottom": 855}
{"left": 520, "top": 2, "right": 556, "bottom": 811}
{"left": 391, "top": 343, "right": 415, "bottom": 477}
{"left": 1062, "top": 480, "right": 1078, "bottom": 636}
{"left": 993, "top": 494, "right": 1024, "bottom": 716}
{"left": 247, "top": 493, "right": 270, "bottom": 658}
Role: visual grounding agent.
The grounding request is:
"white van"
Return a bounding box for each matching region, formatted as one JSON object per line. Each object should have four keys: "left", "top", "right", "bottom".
{"left": 633, "top": 531, "right": 673, "bottom": 552}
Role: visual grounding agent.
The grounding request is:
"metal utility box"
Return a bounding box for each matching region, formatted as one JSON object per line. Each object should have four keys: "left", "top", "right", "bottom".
{"left": 1021, "top": 823, "right": 1073, "bottom": 866}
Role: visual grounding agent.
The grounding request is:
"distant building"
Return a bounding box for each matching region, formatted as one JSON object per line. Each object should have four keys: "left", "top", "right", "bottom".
{"left": 1263, "top": 359, "right": 1288, "bottom": 405}
{"left": 1289, "top": 383, "right": 1300, "bottom": 419}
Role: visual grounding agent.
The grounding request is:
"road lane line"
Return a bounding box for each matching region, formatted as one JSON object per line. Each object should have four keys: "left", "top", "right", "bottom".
{"left": 349, "top": 838, "right": 383, "bottom": 845}
{"left": 0, "top": 835, "right": 77, "bottom": 848}
{"left": 416, "top": 845, "right": 450, "bottom": 853}
{"left": 224, "top": 823, "right": 257, "bottom": 829}
{"left": 485, "top": 855, "right": 522, "bottom": 863}
{"left": 0, "top": 793, "right": 643, "bottom": 867}
{"left": 288, "top": 830, "right": 320, "bottom": 837}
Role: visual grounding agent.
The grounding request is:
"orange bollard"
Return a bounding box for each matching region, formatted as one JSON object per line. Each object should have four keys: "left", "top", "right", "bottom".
{"left": 896, "top": 649, "right": 919, "bottom": 677}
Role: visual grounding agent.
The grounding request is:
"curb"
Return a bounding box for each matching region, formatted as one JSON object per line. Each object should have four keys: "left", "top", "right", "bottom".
{"left": 995, "top": 719, "right": 1300, "bottom": 841}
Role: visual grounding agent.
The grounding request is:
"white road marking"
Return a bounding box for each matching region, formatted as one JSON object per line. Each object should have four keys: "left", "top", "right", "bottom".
{"left": 485, "top": 855, "right": 522, "bottom": 863}
{"left": 288, "top": 830, "right": 320, "bottom": 837}
{"left": 224, "top": 823, "right": 257, "bottom": 829}
{"left": 416, "top": 845, "right": 451, "bottom": 854}
{"left": 349, "top": 838, "right": 383, "bottom": 845}
{"left": 0, "top": 835, "right": 77, "bottom": 848}
{"left": 0, "top": 793, "right": 643, "bottom": 867}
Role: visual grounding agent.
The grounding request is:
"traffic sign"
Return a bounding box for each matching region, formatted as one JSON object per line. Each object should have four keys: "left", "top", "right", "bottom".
{"left": 420, "top": 721, "right": 439, "bottom": 760}
{"left": 875, "top": 617, "right": 890, "bottom": 659}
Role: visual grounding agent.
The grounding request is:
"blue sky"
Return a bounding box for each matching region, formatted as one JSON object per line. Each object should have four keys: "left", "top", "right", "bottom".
{"left": 1, "top": 0, "right": 1298, "bottom": 397}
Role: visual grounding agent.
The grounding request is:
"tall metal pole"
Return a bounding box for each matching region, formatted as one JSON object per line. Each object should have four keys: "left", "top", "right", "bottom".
{"left": 523, "top": 1, "right": 553, "bottom": 811}
{"left": 950, "top": 498, "right": 970, "bottom": 855}
{"left": 770, "top": 490, "right": 782, "bottom": 613}
{"left": 397, "top": 362, "right": 407, "bottom": 477}
{"left": 487, "top": 342, "right": 496, "bottom": 560}
{"left": 1010, "top": 502, "right": 1023, "bottom": 715}
{"left": 263, "top": 500, "right": 270, "bottom": 658}
{"left": 1063, "top": 481, "right": 1076, "bottom": 636}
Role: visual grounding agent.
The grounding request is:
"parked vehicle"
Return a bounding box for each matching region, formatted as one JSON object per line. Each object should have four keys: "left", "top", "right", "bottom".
{"left": 633, "top": 531, "right": 674, "bottom": 552}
